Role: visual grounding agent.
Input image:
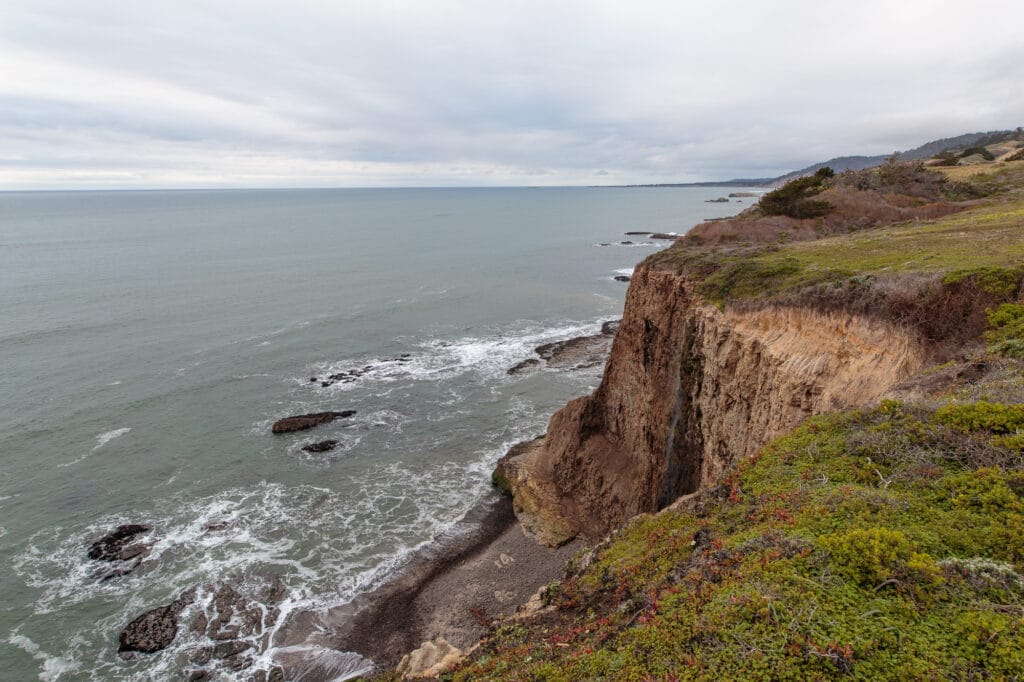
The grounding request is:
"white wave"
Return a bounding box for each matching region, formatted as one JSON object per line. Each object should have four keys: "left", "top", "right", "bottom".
{"left": 8, "top": 632, "right": 79, "bottom": 681}
{"left": 614, "top": 267, "right": 635, "bottom": 276}
{"left": 56, "top": 427, "right": 132, "bottom": 468}
{"left": 265, "top": 645, "right": 374, "bottom": 681}
{"left": 92, "top": 427, "right": 131, "bottom": 451}
{"left": 307, "top": 318, "right": 609, "bottom": 393}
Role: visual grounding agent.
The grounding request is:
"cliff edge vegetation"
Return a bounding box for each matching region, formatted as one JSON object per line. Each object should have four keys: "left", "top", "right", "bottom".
{"left": 442, "top": 157, "right": 1024, "bottom": 679}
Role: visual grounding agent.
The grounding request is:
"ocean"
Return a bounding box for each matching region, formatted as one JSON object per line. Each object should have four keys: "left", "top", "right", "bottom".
{"left": 0, "top": 186, "right": 750, "bottom": 680}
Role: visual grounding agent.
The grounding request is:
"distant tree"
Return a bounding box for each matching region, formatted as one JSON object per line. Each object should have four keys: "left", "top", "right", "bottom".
{"left": 759, "top": 171, "right": 833, "bottom": 219}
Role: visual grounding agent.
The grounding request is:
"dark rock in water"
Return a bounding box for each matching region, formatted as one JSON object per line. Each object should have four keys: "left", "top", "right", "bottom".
{"left": 309, "top": 377, "right": 318, "bottom": 383}
{"left": 88, "top": 524, "right": 152, "bottom": 562}
{"left": 614, "top": 275, "right": 631, "bottom": 282}
{"left": 507, "top": 358, "right": 541, "bottom": 375}
{"left": 213, "top": 640, "right": 253, "bottom": 659}
{"left": 705, "top": 197, "right": 730, "bottom": 203}
{"left": 625, "top": 231, "right": 652, "bottom": 235}
{"left": 729, "top": 191, "right": 758, "bottom": 197}
{"left": 119, "top": 591, "right": 195, "bottom": 654}
{"left": 649, "top": 232, "right": 678, "bottom": 240}
{"left": 535, "top": 333, "right": 613, "bottom": 370}
{"left": 271, "top": 411, "right": 356, "bottom": 434}
{"left": 205, "top": 522, "right": 230, "bottom": 533}
{"left": 301, "top": 439, "right": 339, "bottom": 453}
{"left": 601, "top": 319, "right": 621, "bottom": 336}
{"left": 597, "top": 242, "right": 611, "bottom": 246}
{"left": 620, "top": 240, "right": 634, "bottom": 245}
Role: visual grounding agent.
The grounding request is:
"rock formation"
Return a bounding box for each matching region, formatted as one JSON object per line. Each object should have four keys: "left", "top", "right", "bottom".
{"left": 271, "top": 411, "right": 355, "bottom": 434}
{"left": 498, "top": 264, "right": 928, "bottom": 545}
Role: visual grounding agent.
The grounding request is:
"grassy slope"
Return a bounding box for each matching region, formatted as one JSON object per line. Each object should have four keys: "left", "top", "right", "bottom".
{"left": 380, "top": 162, "right": 1024, "bottom": 681}
{"left": 650, "top": 162, "right": 1024, "bottom": 307}
{"left": 454, "top": 387, "right": 1024, "bottom": 680}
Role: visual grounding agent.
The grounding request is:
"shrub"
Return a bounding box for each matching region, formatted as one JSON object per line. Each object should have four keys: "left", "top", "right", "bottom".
{"left": 960, "top": 146, "right": 996, "bottom": 162}
{"left": 986, "top": 303, "right": 1024, "bottom": 358}
{"left": 941, "top": 266, "right": 1023, "bottom": 298}
{"left": 759, "top": 168, "right": 834, "bottom": 219}
{"left": 934, "top": 401, "right": 1024, "bottom": 433}
{"left": 821, "top": 527, "right": 941, "bottom": 589}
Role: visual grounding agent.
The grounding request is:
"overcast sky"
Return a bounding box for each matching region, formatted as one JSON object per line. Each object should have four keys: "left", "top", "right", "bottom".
{"left": 2, "top": 1, "right": 1022, "bottom": 189}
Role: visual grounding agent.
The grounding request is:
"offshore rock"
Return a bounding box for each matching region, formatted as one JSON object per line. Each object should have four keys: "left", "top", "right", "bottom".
{"left": 271, "top": 411, "right": 355, "bottom": 434}
{"left": 88, "top": 524, "right": 152, "bottom": 562}
{"left": 119, "top": 590, "right": 195, "bottom": 654}
{"left": 301, "top": 439, "right": 339, "bottom": 453}
{"left": 614, "top": 275, "right": 631, "bottom": 282}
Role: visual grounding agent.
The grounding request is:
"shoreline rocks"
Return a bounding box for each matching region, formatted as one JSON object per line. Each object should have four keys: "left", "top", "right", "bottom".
{"left": 649, "top": 232, "right": 679, "bottom": 240}
{"left": 614, "top": 275, "right": 631, "bottom": 282}
{"left": 88, "top": 524, "right": 152, "bottom": 562}
{"left": 88, "top": 524, "right": 153, "bottom": 580}
{"left": 119, "top": 590, "right": 195, "bottom": 654}
{"left": 507, "top": 358, "right": 541, "bottom": 376}
{"left": 507, "top": 319, "right": 621, "bottom": 375}
{"left": 271, "top": 411, "right": 355, "bottom": 434}
{"left": 312, "top": 354, "right": 413, "bottom": 389}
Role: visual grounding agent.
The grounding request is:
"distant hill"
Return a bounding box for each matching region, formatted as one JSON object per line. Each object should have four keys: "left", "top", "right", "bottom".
{"left": 768, "top": 129, "right": 1023, "bottom": 185}
{"left": 613, "top": 128, "right": 1024, "bottom": 189}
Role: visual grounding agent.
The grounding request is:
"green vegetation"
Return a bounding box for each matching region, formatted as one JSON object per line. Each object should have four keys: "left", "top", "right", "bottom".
{"left": 986, "top": 304, "right": 1024, "bottom": 359}
{"left": 454, "top": 395, "right": 1024, "bottom": 680}
{"left": 650, "top": 167, "right": 1024, "bottom": 310}
{"left": 758, "top": 167, "right": 834, "bottom": 219}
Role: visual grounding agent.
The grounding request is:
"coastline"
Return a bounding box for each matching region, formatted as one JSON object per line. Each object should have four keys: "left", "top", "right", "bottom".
{"left": 276, "top": 487, "right": 582, "bottom": 674}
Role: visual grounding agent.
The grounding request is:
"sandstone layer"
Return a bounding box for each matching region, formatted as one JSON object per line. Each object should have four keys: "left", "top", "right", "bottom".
{"left": 498, "top": 263, "right": 930, "bottom": 545}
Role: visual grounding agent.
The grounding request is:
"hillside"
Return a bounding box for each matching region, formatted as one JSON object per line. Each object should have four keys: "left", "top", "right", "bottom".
{"left": 769, "top": 128, "right": 1024, "bottom": 185}
{"left": 409, "top": 159, "right": 1024, "bottom": 679}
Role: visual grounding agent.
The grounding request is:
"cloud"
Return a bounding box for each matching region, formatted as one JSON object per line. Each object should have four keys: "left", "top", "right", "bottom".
{"left": 1, "top": 0, "right": 1022, "bottom": 189}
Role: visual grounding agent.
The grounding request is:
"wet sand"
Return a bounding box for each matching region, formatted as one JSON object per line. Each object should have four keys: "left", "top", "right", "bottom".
{"left": 277, "top": 492, "right": 582, "bottom": 673}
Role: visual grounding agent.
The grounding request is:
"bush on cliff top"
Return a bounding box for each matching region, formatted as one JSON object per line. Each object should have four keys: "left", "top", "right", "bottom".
{"left": 758, "top": 167, "right": 834, "bottom": 219}
{"left": 452, "top": 397, "right": 1024, "bottom": 680}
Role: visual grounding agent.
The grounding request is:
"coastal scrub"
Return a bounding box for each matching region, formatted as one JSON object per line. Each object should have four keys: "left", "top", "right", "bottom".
{"left": 452, "top": 394, "right": 1024, "bottom": 679}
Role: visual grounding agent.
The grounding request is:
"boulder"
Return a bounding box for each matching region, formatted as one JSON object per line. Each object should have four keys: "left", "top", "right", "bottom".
{"left": 705, "top": 197, "right": 730, "bottom": 203}
{"left": 601, "top": 319, "right": 621, "bottom": 336}
{"left": 396, "top": 639, "right": 463, "bottom": 680}
{"left": 614, "top": 275, "right": 631, "bottom": 282}
{"left": 271, "top": 411, "right": 355, "bottom": 434}
{"left": 624, "top": 231, "right": 652, "bottom": 235}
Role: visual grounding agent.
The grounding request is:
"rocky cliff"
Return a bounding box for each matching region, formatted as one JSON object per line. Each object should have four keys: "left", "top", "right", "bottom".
{"left": 498, "top": 263, "right": 930, "bottom": 545}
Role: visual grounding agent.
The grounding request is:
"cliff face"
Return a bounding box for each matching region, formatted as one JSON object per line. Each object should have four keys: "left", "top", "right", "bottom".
{"left": 499, "top": 264, "right": 929, "bottom": 545}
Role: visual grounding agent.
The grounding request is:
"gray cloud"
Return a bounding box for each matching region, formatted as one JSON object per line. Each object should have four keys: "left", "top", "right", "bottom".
{"left": 1, "top": 0, "right": 1022, "bottom": 189}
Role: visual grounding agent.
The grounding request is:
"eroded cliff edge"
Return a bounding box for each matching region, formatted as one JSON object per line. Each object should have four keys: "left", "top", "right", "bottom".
{"left": 498, "top": 160, "right": 1024, "bottom": 546}
{"left": 497, "top": 265, "right": 929, "bottom": 545}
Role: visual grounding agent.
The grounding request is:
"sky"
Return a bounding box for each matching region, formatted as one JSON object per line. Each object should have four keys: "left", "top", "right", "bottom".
{"left": 1, "top": 1, "right": 1023, "bottom": 189}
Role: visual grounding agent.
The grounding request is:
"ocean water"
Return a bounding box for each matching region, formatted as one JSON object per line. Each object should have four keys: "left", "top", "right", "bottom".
{"left": 0, "top": 186, "right": 751, "bottom": 680}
